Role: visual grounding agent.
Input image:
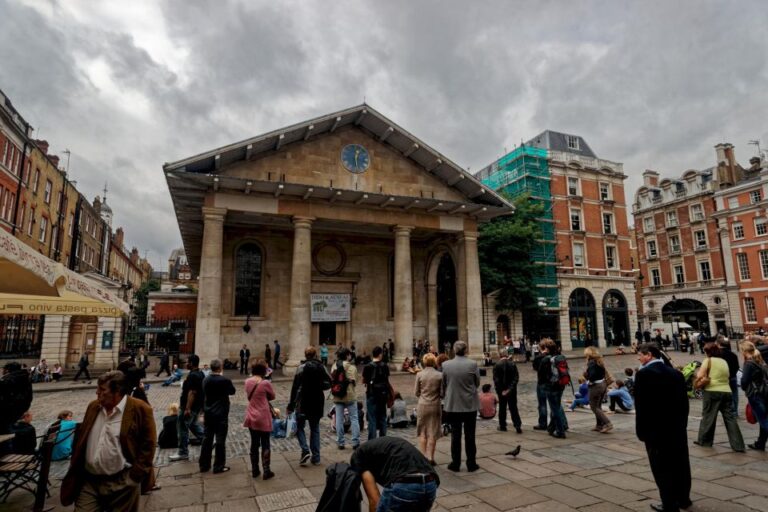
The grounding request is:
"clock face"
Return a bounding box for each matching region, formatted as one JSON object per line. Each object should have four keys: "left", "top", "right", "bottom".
{"left": 341, "top": 144, "right": 370, "bottom": 174}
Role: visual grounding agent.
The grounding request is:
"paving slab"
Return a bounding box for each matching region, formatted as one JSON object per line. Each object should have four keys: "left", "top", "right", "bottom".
{"left": 472, "top": 482, "right": 548, "bottom": 510}
{"left": 528, "top": 482, "right": 602, "bottom": 508}
{"left": 254, "top": 488, "right": 316, "bottom": 512}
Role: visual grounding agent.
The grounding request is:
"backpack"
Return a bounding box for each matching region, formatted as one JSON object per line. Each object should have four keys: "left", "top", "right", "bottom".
{"left": 549, "top": 354, "right": 571, "bottom": 388}
{"left": 369, "top": 362, "right": 389, "bottom": 402}
{"left": 330, "top": 361, "right": 350, "bottom": 398}
{"left": 746, "top": 361, "right": 768, "bottom": 400}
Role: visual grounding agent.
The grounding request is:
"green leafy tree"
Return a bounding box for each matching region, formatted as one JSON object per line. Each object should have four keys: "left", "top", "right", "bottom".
{"left": 478, "top": 193, "right": 544, "bottom": 311}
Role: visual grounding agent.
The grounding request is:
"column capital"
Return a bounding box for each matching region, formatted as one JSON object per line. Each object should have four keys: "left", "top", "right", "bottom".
{"left": 393, "top": 225, "right": 414, "bottom": 236}
{"left": 201, "top": 206, "right": 227, "bottom": 222}
{"left": 292, "top": 216, "right": 316, "bottom": 229}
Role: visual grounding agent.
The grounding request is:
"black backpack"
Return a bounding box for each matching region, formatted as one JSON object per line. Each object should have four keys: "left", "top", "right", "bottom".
{"left": 369, "top": 362, "right": 389, "bottom": 401}
{"left": 330, "top": 361, "right": 350, "bottom": 398}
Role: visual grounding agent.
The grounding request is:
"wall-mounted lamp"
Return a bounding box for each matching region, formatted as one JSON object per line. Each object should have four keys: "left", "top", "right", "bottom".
{"left": 242, "top": 313, "right": 252, "bottom": 334}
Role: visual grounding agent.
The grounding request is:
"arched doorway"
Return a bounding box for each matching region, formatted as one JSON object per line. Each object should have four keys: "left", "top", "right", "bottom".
{"left": 496, "top": 315, "right": 510, "bottom": 345}
{"left": 67, "top": 316, "right": 98, "bottom": 368}
{"left": 569, "top": 288, "right": 596, "bottom": 348}
{"left": 662, "top": 298, "right": 709, "bottom": 335}
{"left": 603, "top": 290, "right": 629, "bottom": 346}
{"left": 437, "top": 253, "right": 458, "bottom": 351}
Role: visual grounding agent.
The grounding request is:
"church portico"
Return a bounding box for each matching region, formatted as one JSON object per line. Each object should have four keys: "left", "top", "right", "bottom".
{"left": 165, "top": 105, "right": 512, "bottom": 373}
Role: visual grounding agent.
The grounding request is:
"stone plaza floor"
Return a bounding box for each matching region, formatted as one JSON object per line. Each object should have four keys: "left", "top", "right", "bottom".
{"left": 5, "top": 351, "right": 768, "bottom": 511}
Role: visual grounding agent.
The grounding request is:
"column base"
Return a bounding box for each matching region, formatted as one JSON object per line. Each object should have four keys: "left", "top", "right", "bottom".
{"left": 282, "top": 359, "right": 301, "bottom": 377}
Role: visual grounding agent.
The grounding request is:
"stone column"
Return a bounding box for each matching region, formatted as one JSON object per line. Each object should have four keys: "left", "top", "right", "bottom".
{"left": 460, "top": 232, "right": 484, "bottom": 356}
{"left": 393, "top": 226, "right": 414, "bottom": 363}
{"left": 426, "top": 284, "right": 438, "bottom": 347}
{"left": 286, "top": 216, "right": 314, "bottom": 375}
{"left": 41, "top": 315, "right": 70, "bottom": 366}
{"left": 195, "top": 207, "right": 226, "bottom": 365}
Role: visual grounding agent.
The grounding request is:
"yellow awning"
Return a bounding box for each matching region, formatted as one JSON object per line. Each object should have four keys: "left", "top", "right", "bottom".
{"left": 0, "top": 229, "right": 129, "bottom": 316}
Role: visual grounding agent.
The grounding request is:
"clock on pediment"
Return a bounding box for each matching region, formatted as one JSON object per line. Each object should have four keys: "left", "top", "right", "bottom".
{"left": 341, "top": 144, "right": 370, "bottom": 174}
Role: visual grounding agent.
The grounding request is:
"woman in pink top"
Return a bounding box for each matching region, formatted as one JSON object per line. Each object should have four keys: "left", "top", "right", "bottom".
{"left": 244, "top": 362, "right": 276, "bottom": 480}
{"left": 478, "top": 383, "right": 498, "bottom": 419}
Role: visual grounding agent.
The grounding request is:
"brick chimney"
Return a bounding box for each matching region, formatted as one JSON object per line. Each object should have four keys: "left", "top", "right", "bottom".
{"left": 93, "top": 195, "right": 101, "bottom": 213}
{"left": 49, "top": 155, "right": 59, "bottom": 167}
{"left": 34, "top": 140, "right": 49, "bottom": 155}
{"left": 115, "top": 227, "right": 124, "bottom": 248}
{"left": 715, "top": 143, "right": 738, "bottom": 187}
{"left": 642, "top": 170, "right": 659, "bottom": 187}
{"left": 130, "top": 247, "right": 139, "bottom": 264}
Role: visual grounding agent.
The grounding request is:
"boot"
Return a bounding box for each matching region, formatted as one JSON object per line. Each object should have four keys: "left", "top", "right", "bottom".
{"left": 262, "top": 449, "right": 274, "bottom": 480}
{"left": 250, "top": 449, "right": 260, "bottom": 478}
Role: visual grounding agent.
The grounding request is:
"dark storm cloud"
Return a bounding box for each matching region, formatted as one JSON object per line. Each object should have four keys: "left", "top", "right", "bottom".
{"left": 1, "top": 0, "right": 766, "bottom": 267}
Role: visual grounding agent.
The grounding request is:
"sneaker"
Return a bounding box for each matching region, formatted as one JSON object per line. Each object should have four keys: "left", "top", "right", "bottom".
{"left": 169, "top": 454, "right": 189, "bottom": 462}
{"left": 338, "top": 444, "right": 346, "bottom": 450}
{"left": 515, "top": 427, "right": 523, "bottom": 434}
{"left": 300, "top": 452, "right": 311, "bottom": 466}
{"left": 748, "top": 443, "right": 766, "bottom": 451}
{"left": 600, "top": 424, "right": 613, "bottom": 433}
{"left": 533, "top": 425, "right": 547, "bottom": 431}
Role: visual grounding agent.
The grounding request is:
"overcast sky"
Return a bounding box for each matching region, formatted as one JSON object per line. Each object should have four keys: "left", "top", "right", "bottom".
{"left": 1, "top": 0, "right": 767, "bottom": 270}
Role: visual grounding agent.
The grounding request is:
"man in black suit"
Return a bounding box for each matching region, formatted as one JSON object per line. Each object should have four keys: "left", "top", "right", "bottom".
{"left": 635, "top": 343, "right": 691, "bottom": 512}
{"left": 239, "top": 344, "right": 251, "bottom": 375}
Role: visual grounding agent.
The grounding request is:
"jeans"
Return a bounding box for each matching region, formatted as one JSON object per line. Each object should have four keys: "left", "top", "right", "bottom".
{"left": 377, "top": 481, "right": 438, "bottom": 512}
{"left": 498, "top": 390, "right": 521, "bottom": 429}
{"left": 536, "top": 384, "right": 548, "bottom": 428}
{"left": 546, "top": 389, "right": 566, "bottom": 435}
{"left": 697, "top": 391, "right": 745, "bottom": 451}
{"left": 609, "top": 395, "right": 631, "bottom": 412}
{"left": 177, "top": 407, "right": 205, "bottom": 456}
{"left": 569, "top": 395, "right": 590, "bottom": 410}
{"left": 199, "top": 416, "right": 227, "bottom": 471}
{"left": 448, "top": 411, "right": 477, "bottom": 468}
{"left": 729, "top": 378, "right": 739, "bottom": 417}
{"left": 296, "top": 414, "right": 321, "bottom": 463}
{"left": 335, "top": 401, "right": 360, "bottom": 447}
{"left": 747, "top": 395, "right": 768, "bottom": 448}
{"left": 367, "top": 397, "right": 387, "bottom": 440}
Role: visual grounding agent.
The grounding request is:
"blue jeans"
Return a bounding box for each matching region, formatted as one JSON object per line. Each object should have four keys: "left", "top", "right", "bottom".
{"left": 569, "top": 395, "right": 590, "bottom": 410}
{"left": 377, "top": 481, "right": 438, "bottom": 512}
{"left": 335, "top": 401, "right": 360, "bottom": 447}
{"left": 546, "top": 389, "right": 566, "bottom": 435}
{"left": 177, "top": 407, "right": 204, "bottom": 456}
{"left": 296, "top": 414, "right": 321, "bottom": 463}
{"left": 367, "top": 397, "right": 387, "bottom": 440}
{"left": 536, "top": 384, "right": 548, "bottom": 428}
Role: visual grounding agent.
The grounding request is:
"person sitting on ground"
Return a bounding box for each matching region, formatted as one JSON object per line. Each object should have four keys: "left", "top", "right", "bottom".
{"left": 401, "top": 357, "right": 412, "bottom": 372}
{"left": 52, "top": 410, "right": 77, "bottom": 461}
{"left": 624, "top": 368, "right": 635, "bottom": 395}
{"left": 483, "top": 352, "right": 493, "bottom": 367}
{"left": 158, "top": 403, "right": 180, "bottom": 449}
{"left": 390, "top": 392, "right": 410, "bottom": 428}
{"left": 608, "top": 380, "right": 634, "bottom": 412}
{"left": 11, "top": 411, "right": 37, "bottom": 454}
{"left": 569, "top": 377, "right": 590, "bottom": 411}
{"left": 162, "top": 364, "right": 183, "bottom": 386}
{"left": 50, "top": 362, "right": 63, "bottom": 382}
{"left": 478, "top": 383, "right": 498, "bottom": 419}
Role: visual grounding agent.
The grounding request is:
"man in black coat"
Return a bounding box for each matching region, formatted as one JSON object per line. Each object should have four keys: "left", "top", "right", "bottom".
{"left": 156, "top": 349, "right": 172, "bottom": 377}
{"left": 199, "top": 358, "right": 236, "bottom": 473}
{"left": 288, "top": 346, "right": 331, "bottom": 466}
{"left": 239, "top": 344, "right": 251, "bottom": 375}
{"left": 635, "top": 343, "right": 691, "bottom": 512}
{"left": 493, "top": 348, "right": 522, "bottom": 433}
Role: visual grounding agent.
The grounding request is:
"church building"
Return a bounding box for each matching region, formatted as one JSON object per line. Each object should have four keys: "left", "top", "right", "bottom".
{"left": 164, "top": 105, "right": 512, "bottom": 373}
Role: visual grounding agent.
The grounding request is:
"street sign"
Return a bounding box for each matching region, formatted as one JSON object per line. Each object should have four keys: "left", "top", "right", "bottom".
{"left": 137, "top": 326, "right": 170, "bottom": 334}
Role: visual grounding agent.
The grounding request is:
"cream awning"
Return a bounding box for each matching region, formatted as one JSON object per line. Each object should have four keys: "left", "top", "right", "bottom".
{"left": 0, "top": 229, "right": 129, "bottom": 317}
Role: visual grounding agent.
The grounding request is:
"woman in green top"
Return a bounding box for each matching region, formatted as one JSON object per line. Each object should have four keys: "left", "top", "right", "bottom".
{"left": 695, "top": 342, "right": 745, "bottom": 451}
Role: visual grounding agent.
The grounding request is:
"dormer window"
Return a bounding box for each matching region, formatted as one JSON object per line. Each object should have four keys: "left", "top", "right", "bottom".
{"left": 566, "top": 135, "right": 580, "bottom": 150}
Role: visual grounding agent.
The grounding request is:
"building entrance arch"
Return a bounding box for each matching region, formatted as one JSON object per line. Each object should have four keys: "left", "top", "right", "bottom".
{"left": 662, "top": 298, "right": 709, "bottom": 335}
{"left": 496, "top": 314, "right": 510, "bottom": 345}
{"left": 569, "top": 288, "right": 596, "bottom": 348}
{"left": 603, "top": 290, "right": 629, "bottom": 346}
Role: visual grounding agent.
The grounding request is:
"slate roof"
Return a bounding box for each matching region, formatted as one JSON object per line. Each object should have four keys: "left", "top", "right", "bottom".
{"left": 525, "top": 130, "right": 598, "bottom": 158}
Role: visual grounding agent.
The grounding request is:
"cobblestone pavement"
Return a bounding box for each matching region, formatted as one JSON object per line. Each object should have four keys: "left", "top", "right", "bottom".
{"left": 7, "top": 350, "right": 768, "bottom": 511}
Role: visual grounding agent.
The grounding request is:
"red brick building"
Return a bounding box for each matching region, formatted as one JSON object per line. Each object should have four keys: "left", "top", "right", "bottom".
{"left": 146, "top": 286, "right": 197, "bottom": 353}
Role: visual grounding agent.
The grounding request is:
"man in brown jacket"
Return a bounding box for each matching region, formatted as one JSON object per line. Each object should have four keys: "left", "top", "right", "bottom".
{"left": 61, "top": 370, "right": 157, "bottom": 511}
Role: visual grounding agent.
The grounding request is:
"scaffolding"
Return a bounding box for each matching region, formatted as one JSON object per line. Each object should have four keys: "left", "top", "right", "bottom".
{"left": 479, "top": 146, "right": 559, "bottom": 308}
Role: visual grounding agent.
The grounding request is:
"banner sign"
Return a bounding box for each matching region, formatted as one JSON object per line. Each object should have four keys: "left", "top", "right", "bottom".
{"left": 310, "top": 293, "right": 351, "bottom": 322}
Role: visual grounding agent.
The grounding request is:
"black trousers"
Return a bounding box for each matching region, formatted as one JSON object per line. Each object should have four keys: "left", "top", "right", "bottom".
{"left": 240, "top": 359, "right": 249, "bottom": 374}
{"left": 609, "top": 396, "right": 631, "bottom": 412}
{"left": 498, "top": 390, "right": 522, "bottom": 429}
{"left": 74, "top": 367, "right": 91, "bottom": 380}
{"left": 199, "top": 417, "right": 228, "bottom": 471}
{"left": 156, "top": 364, "right": 171, "bottom": 377}
{"left": 645, "top": 441, "right": 691, "bottom": 511}
{"left": 449, "top": 411, "right": 477, "bottom": 467}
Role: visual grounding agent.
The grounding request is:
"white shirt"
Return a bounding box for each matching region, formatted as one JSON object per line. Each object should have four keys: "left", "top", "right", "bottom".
{"left": 85, "top": 395, "right": 129, "bottom": 475}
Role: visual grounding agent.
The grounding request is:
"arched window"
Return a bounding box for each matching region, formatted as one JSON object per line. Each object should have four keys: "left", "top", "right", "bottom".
{"left": 235, "top": 243, "right": 262, "bottom": 316}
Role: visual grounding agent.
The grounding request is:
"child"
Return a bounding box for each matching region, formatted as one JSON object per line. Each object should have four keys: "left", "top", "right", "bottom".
{"left": 52, "top": 410, "right": 76, "bottom": 460}
{"left": 158, "top": 403, "right": 179, "bottom": 449}
{"left": 608, "top": 380, "right": 634, "bottom": 412}
{"left": 569, "top": 377, "right": 590, "bottom": 411}
{"left": 478, "top": 383, "right": 498, "bottom": 419}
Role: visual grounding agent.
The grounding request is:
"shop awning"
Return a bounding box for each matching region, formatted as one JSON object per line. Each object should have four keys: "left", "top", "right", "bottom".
{"left": 0, "top": 229, "right": 129, "bottom": 317}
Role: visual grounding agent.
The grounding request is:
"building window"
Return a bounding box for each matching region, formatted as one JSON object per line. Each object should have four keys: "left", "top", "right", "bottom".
{"left": 566, "top": 135, "right": 580, "bottom": 150}
{"left": 570, "top": 208, "right": 582, "bottom": 230}
{"left": 652, "top": 190, "right": 662, "bottom": 203}
{"left": 733, "top": 222, "right": 745, "bottom": 240}
{"left": 744, "top": 297, "right": 757, "bottom": 323}
{"left": 599, "top": 182, "right": 610, "bottom": 201}
{"left": 651, "top": 268, "right": 661, "bottom": 286}
{"left": 568, "top": 177, "right": 579, "bottom": 196}
{"left": 234, "top": 243, "right": 263, "bottom": 316}
{"left": 690, "top": 204, "right": 704, "bottom": 221}
{"left": 39, "top": 217, "right": 47, "bottom": 243}
{"left": 756, "top": 218, "right": 768, "bottom": 236}
{"left": 675, "top": 182, "right": 686, "bottom": 198}
{"left": 69, "top": 213, "right": 74, "bottom": 237}
{"left": 694, "top": 230, "right": 707, "bottom": 249}
{"left": 606, "top": 245, "right": 616, "bottom": 268}
{"left": 643, "top": 217, "right": 654, "bottom": 233}
{"left": 44, "top": 180, "right": 52, "bottom": 204}
{"left": 647, "top": 240, "right": 657, "bottom": 258}
{"left": 760, "top": 250, "right": 768, "bottom": 279}
{"left": 737, "top": 252, "right": 751, "bottom": 280}
{"left": 674, "top": 265, "right": 684, "bottom": 284}
{"left": 18, "top": 203, "right": 25, "bottom": 230}
{"left": 27, "top": 208, "right": 34, "bottom": 236}
{"left": 699, "top": 260, "right": 712, "bottom": 281}
{"left": 728, "top": 197, "right": 739, "bottom": 209}
{"left": 750, "top": 190, "right": 762, "bottom": 204}
{"left": 33, "top": 169, "right": 40, "bottom": 193}
{"left": 666, "top": 210, "right": 678, "bottom": 227}
{"left": 602, "top": 213, "right": 614, "bottom": 234}
{"left": 669, "top": 234, "right": 681, "bottom": 254}
{"left": 573, "top": 243, "right": 585, "bottom": 267}
{"left": 23, "top": 160, "right": 30, "bottom": 183}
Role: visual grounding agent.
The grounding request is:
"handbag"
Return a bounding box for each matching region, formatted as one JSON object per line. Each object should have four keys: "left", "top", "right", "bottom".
{"left": 693, "top": 358, "right": 711, "bottom": 390}
{"left": 746, "top": 403, "right": 757, "bottom": 425}
{"left": 604, "top": 372, "right": 615, "bottom": 387}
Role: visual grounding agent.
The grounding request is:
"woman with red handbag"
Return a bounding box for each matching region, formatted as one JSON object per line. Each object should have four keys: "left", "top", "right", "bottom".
{"left": 739, "top": 341, "right": 768, "bottom": 451}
